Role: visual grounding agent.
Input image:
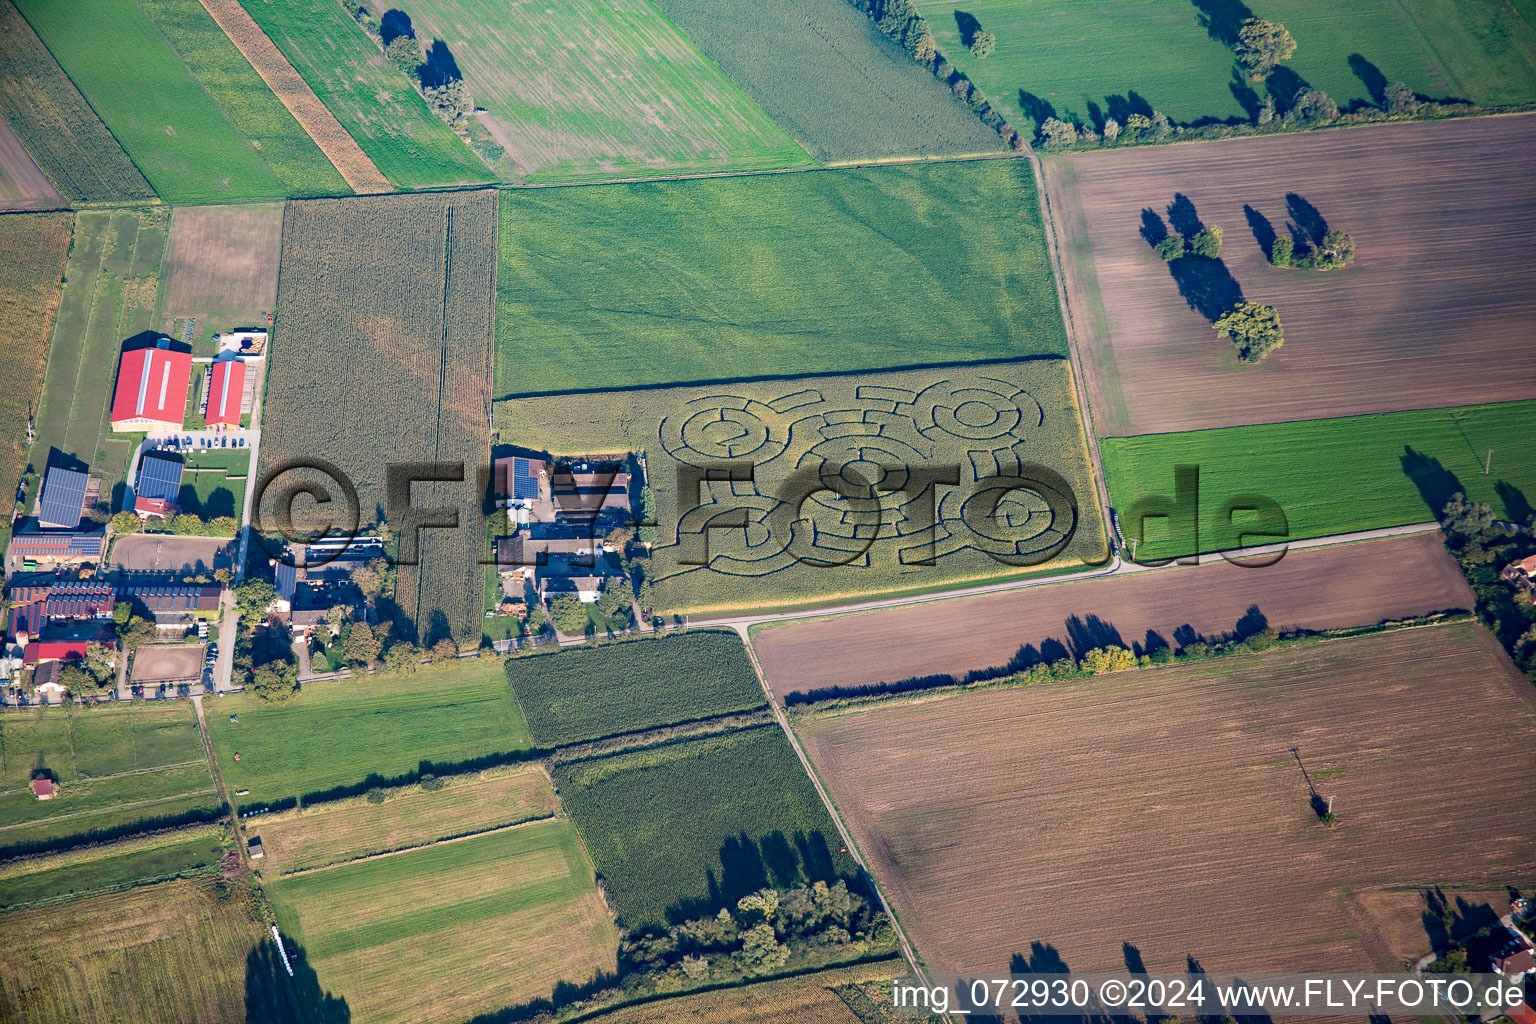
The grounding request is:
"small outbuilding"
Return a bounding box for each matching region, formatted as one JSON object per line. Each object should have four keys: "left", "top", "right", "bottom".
{"left": 31, "top": 778, "right": 55, "bottom": 800}
{"left": 247, "top": 835, "right": 265, "bottom": 859}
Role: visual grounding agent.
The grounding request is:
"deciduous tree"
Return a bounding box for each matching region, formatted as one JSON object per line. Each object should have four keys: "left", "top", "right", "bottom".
{"left": 1233, "top": 18, "right": 1296, "bottom": 80}
{"left": 1189, "top": 224, "right": 1224, "bottom": 259}
{"left": 969, "top": 30, "right": 995, "bottom": 58}
{"left": 1214, "top": 302, "right": 1285, "bottom": 362}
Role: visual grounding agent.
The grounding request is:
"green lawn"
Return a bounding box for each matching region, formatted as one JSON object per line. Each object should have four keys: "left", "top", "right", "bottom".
{"left": 918, "top": 0, "right": 1536, "bottom": 135}
{"left": 1100, "top": 400, "right": 1536, "bottom": 561}
{"left": 506, "top": 632, "right": 765, "bottom": 746}
{"left": 0, "top": 704, "right": 219, "bottom": 856}
{"left": 207, "top": 659, "right": 529, "bottom": 808}
{"left": 238, "top": 0, "right": 492, "bottom": 189}
{"left": 176, "top": 459, "right": 246, "bottom": 522}
{"left": 495, "top": 160, "right": 1067, "bottom": 396}
{"left": 554, "top": 726, "right": 858, "bottom": 927}
{"left": 400, "top": 0, "right": 810, "bottom": 182}
{"left": 26, "top": 211, "right": 166, "bottom": 516}
{"left": 13, "top": 0, "right": 337, "bottom": 203}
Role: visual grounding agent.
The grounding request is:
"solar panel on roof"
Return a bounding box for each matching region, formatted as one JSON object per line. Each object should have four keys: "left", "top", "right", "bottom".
{"left": 511, "top": 458, "right": 539, "bottom": 500}
{"left": 38, "top": 468, "right": 88, "bottom": 529}
{"left": 137, "top": 454, "right": 184, "bottom": 502}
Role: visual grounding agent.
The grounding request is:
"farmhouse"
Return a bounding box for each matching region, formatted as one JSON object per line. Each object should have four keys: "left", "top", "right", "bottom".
{"left": 1493, "top": 947, "right": 1536, "bottom": 979}
{"left": 270, "top": 538, "right": 379, "bottom": 635}
{"left": 1500, "top": 554, "right": 1536, "bottom": 592}
{"left": 203, "top": 356, "right": 246, "bottom": 429}
{"left": 134, "top": 452, "right": 184, "bottom": 519}
{"left": 36, "top": 466, "right": 91, "bottom": 529}
{"left": 552, "top": 461, "right": 631, "bottom": 526}
{"left": 110, "top": 338, "right": 192, "bottom": 432}
{"left": 31, "top": 778, "right": 54, "bottom": 800}
{"left": 118, "top": 582, "right": 222, "bottom": 637}
{"left": 22, "top": 638, "right": 114, "bottom": 667}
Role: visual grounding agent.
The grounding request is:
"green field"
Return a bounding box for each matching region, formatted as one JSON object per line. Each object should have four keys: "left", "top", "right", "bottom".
{"left": 554, "top": 726, "right": 858, "bottom": 927}
{"left": 400, "top": 0, "right": 809, "bottom": 182}
{"left": 176, "top": 450, "right": 247, "bottom": 522}
{"left": 13, "top": 0, "right": 340, "bottom": 203}
{"left": 919, "top": 0, "right": 1536, "bottom": 135}
{"left": 0, "top": 825, "right": 227, "bottom": 910}
{"left": 238, "top": 0, "right": 492, "bottom": 189}
{"left": 0, "top": 0, "right": 155, "bottom": 204}
{"left": 507, "top": 632, "right": 766, "bottom": 746}
{"left": 498, "top": 360, "right": 1107, "bottom": 615}
{"left": 207, "top": 659, "right": 529, "bottom": 808}
{"left": 26, "top": 210, "right": 168, "bottom": 515}
{"left": 496, "top": 160, "right": 1064, "bottom": 396}
{"left": 268, "top": 820, "right": 617, "bottom": 1024}
{"left": 1101, "top": 400, "right": 1536, "bottom": 561}
{"left": 0, "top": 704, "right": 220, "bottom": 856}
{"left": 652, "top": 0, "right": 1004, "bottom": 162}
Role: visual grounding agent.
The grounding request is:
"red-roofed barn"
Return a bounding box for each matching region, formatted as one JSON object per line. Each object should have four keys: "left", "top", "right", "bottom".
{"left": 204, "top": 358, "right": 245, "bottom": 428}
{"left": 111, "top": 341, "right": 191, "bottom": 432}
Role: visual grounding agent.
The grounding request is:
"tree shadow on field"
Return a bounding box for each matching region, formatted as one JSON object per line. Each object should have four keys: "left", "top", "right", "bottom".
{"left": 379, "top": 9, "right": 414, "bottom": 47}
{"left": 1243, "top": 204, "right": 1276, "bottom": 257}
{"left": 1267, "top": 67, "right": 1311, "bottom": 112}
{"left": 676, "top": 829, "right": 845, "bottom": 924}
{"left": 1400, "top": 446, "right": 1465, "bottom": 522}
{"left": 1065, "top": 613, "right": 1125, "bottom": 658}
{"left": 245, "top": 936, "right": 351, "bottom": 1024}
{"left": 954, "top": 10, "right": 982, "bottom": 46}
{"left": 1349, "top": 54, "right": 1388, "bottom": 104}
{"left": 1167, "top": 193, "right": 1205, "bottom": 237}
{"left": 1140, "top": 209, "right": 1169, "bottom": 247}
{"left": 1191, "top": 0, "right": 1253, "bottom": 44}
{"left": 1233, "top": 603, "right": 1268, "bottom": 638}
{"left": 1018, "top": 90, "right": 1059, "bottom": 127}
{"left": 1105, "top": 91, "right": 1155, "bottom": 125}
{"left": 1285, "top": 193, "right": 1329, "bottom": 247}
{"left": 1169, "top": 255, "right": 1245, "bottom": 322}
{"left": 1230, "top": 68, "right": 1262, "bottom": 120}
{"left": 421, "top": 38, "right": 463, "bottom": 89}
{"left": 1495, "top": 481, "right": 1533, "bottom": 525}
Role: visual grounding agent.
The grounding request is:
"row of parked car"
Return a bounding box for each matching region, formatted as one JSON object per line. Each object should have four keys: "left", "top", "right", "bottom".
{"left": 155, "top": 434, "right": 247, "bottom": 452}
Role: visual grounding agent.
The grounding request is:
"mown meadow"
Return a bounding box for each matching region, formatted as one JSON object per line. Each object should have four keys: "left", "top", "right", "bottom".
{"left": 267, "top": 819, "right": 617, "bottom": 1024}
{"left": 1100, "top": 400, "right": 1536, "bottom": 561}
{"left": 207, "top": 659, "right": 529, "bottom": 808}
{"left": 506, "top": 631, "right": 766, "bottom": 746}
{"left": 554, "top": 726, "right": 858, "bottom": 928}
{"left": 0, "top": 825, "right": 227, "bottom": 910}
{"left": 494, "top": 160, "right": 1066, "bottom": 396}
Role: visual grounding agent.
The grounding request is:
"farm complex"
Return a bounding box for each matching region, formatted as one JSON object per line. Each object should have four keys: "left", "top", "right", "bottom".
{"left": 2, "top": 0, "right": 1535, "bottom": 1020}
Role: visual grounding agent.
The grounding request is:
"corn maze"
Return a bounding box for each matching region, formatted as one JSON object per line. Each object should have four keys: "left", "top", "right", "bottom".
{"left": 498, "top": 360, "right": 1107, "bottom": 613}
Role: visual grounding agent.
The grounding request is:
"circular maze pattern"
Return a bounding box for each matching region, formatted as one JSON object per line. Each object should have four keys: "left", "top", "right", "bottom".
{"left": 659, "top": 396, "right": 785, "bottom": 467}
{"left": 796, "top": 432, "right": 928, "bottom": 500}
{"left": 909, "top": 378, "right": 1043, "bottom": 442}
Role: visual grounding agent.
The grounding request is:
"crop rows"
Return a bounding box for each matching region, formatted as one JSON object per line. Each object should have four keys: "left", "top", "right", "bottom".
{"left": 554, "top": 726, "right": 859, "bottom": 928}
{"left": 506, "top": 632, "right": 766, "bottom": 746}
{"left": 261, "top": 190, "right": 497, "bottom": 646}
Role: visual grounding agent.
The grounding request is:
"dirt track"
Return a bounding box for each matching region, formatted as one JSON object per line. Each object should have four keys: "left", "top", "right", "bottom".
{"left": 1045, "top": 114, "right": 1536, "bottom": 435}
{"left": 754, "top": 532, "right": 1471, "bottom": 696}
{"left": 796, "top": 621, "right": 1536, "bottom": 976}
{"left": 195, "top": 0, "right": 391, "bottom": 194}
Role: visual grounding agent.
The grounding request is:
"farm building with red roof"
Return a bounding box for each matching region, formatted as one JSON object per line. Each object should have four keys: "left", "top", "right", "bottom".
{"left": 204, "top": 358, "right": 246, "bottom": 428}
{"left": 111, "top": 340, "right": 191, "bottom": 432}
{"left": 22, "top": 639, "right": 109, "bottom": 666}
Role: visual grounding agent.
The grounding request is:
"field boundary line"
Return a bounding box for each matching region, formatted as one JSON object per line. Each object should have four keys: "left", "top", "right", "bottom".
{"left": 733, "top": 624, "right": 949, "bottom": 1020}
{"left": 268, "top": 812, "right": 562, "bottom": 878}
{"left": 0, "top": 785, "right": 221, "bottom": 833}
{"left": 193, "top": 0, "right": 392, "bottom": 194}
{"left": 0, "top": 862, "right": 222, "bottom": 915}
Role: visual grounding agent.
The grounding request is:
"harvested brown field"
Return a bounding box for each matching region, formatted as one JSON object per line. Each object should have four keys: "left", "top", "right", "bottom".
{"left": 0, "top": 117, "right": 60, "bottom": 211}
{"left": 256, "top": 765, "right": 559, "bottom": 874}
{"left": 162, "top": 203, "right": 283, "bottom": 317}
{"left": 0, "top": 877, "right": 272, "bottom": 1024}
{"left": 796, "top": 620, "right": 1536, "bottom": 976}
{"left": 194, "top": 0, "right": 388, "bottom": 194}
{"left": 108, "top": 535, "right": 233, "bottom": 574}
{"left": 260, "top": 190, "right": 496, "bottom": 646}
{"left": 756, "top": 531, "right": 1472, "bottom": 697}
{"left": 1046, "top": 114, "right": 1536, "bottom": 435}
